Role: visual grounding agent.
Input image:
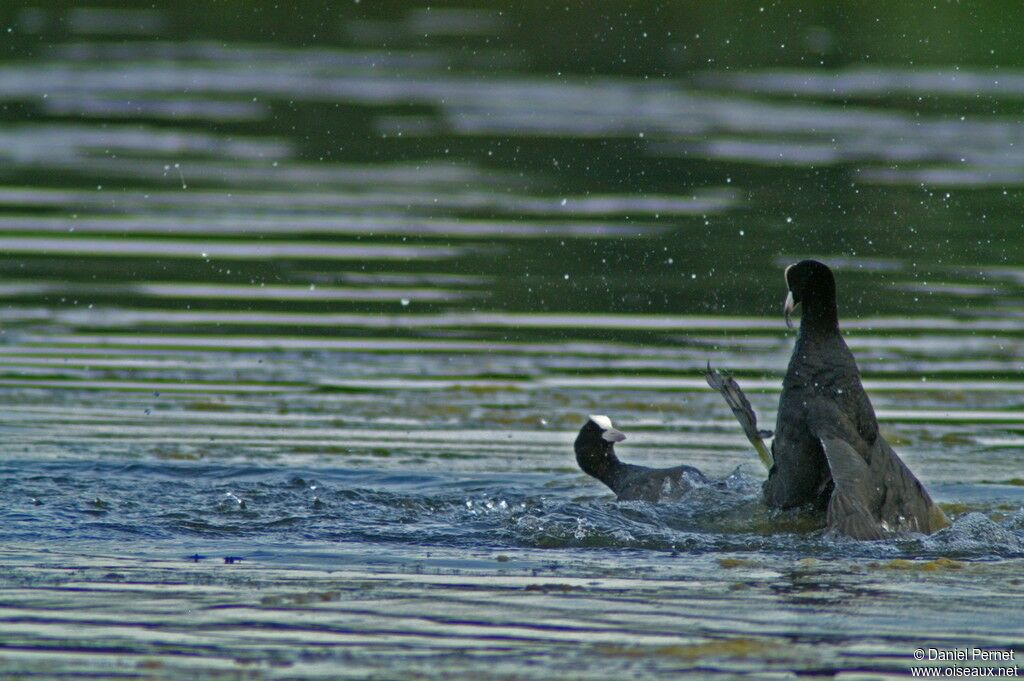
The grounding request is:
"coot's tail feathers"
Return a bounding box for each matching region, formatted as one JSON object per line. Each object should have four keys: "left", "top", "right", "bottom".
{"left": 705, "top": 364, "right": 773, "bottom": 470}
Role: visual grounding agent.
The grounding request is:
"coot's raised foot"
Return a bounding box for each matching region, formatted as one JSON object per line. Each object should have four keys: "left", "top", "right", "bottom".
{"left": 705, "top": 365, "right": 773, "bottom": 470}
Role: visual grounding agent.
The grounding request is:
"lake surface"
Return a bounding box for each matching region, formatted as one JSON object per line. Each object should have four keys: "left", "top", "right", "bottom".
{"left": 0, "top": 3, "right": 1022, "bottom": 679}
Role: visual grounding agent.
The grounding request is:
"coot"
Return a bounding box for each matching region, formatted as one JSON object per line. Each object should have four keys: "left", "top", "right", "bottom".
{"left": 574, "top": 415, "right": 710, "bottom": 502}
{"left": 709, "top": 260, "right": 949, "bottom": 539}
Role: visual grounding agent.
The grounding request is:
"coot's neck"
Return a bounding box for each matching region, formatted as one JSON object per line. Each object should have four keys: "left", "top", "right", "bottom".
{"left": 578, "top": 447, "right": 625, "bottom": 487}
{"left": 799, "top": 294, "right": 840, "bottom": 339}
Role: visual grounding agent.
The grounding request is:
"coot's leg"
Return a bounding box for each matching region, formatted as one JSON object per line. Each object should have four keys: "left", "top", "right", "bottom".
{"left": 705, "top": 364, "right": 773, "bottom": 470}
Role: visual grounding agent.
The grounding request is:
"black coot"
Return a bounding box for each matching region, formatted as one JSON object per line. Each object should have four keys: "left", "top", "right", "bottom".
{"left": 709, "top": 260, "right": 949, "bottom": 539}
{"left": 574, "top": 415, "right": 709, "bottom": 502}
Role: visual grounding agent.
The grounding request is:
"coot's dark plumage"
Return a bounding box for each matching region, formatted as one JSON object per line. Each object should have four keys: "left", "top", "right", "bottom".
{"left": 765, "top": 260, "right": 948, "bottom": 539}
{"left": 574, "top": 415, "right": 708, "bottom": 502}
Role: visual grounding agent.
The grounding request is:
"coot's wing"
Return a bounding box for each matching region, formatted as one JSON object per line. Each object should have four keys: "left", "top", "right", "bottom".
{"left": 807, "top": 399, "right": 887, "bottom": 539}
{"left": 870, "top": 436, "right": 950, "bottom": 534}
{"left": 818, "top": 435, "right": 885, "bottom": 540}
{"left": 705, "top": 365, "right": 773, "bottom": 470}
{"left": 809, "top": 400, "right": 949, "bottom": 538}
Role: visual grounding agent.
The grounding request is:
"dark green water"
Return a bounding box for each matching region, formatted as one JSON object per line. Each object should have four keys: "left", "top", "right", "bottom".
{"left": 0, "top": 3, "right": 1022, "bottom": 679}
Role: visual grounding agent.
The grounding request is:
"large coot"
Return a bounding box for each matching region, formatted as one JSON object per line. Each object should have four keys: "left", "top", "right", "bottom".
{"left": 709, "top": 260, "right": 949, "bottom": 539}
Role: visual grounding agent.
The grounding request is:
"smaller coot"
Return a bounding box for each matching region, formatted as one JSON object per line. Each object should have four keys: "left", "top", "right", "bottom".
{"left": 574, "top": 415, "right": 710, "bottom": 502}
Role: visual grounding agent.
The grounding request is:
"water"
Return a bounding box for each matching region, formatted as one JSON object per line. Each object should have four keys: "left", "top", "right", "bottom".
{"left": 0, "top": 3, "right": 1023, "bottom": 678}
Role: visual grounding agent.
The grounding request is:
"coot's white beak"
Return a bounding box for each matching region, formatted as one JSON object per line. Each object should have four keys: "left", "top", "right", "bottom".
{"left": 784, "top": 290, "right": 797, "bottom": 329}
{"left": 601, "top": 428, "right": 626, "bottom": 443}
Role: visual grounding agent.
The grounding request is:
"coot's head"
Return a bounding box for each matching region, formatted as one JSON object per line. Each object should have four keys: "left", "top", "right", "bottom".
{"left": 783, "top": 259, "right": 838, "bottom": 330}
{"left": 574, "top": 415, "right": 626, "bottom": 479}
